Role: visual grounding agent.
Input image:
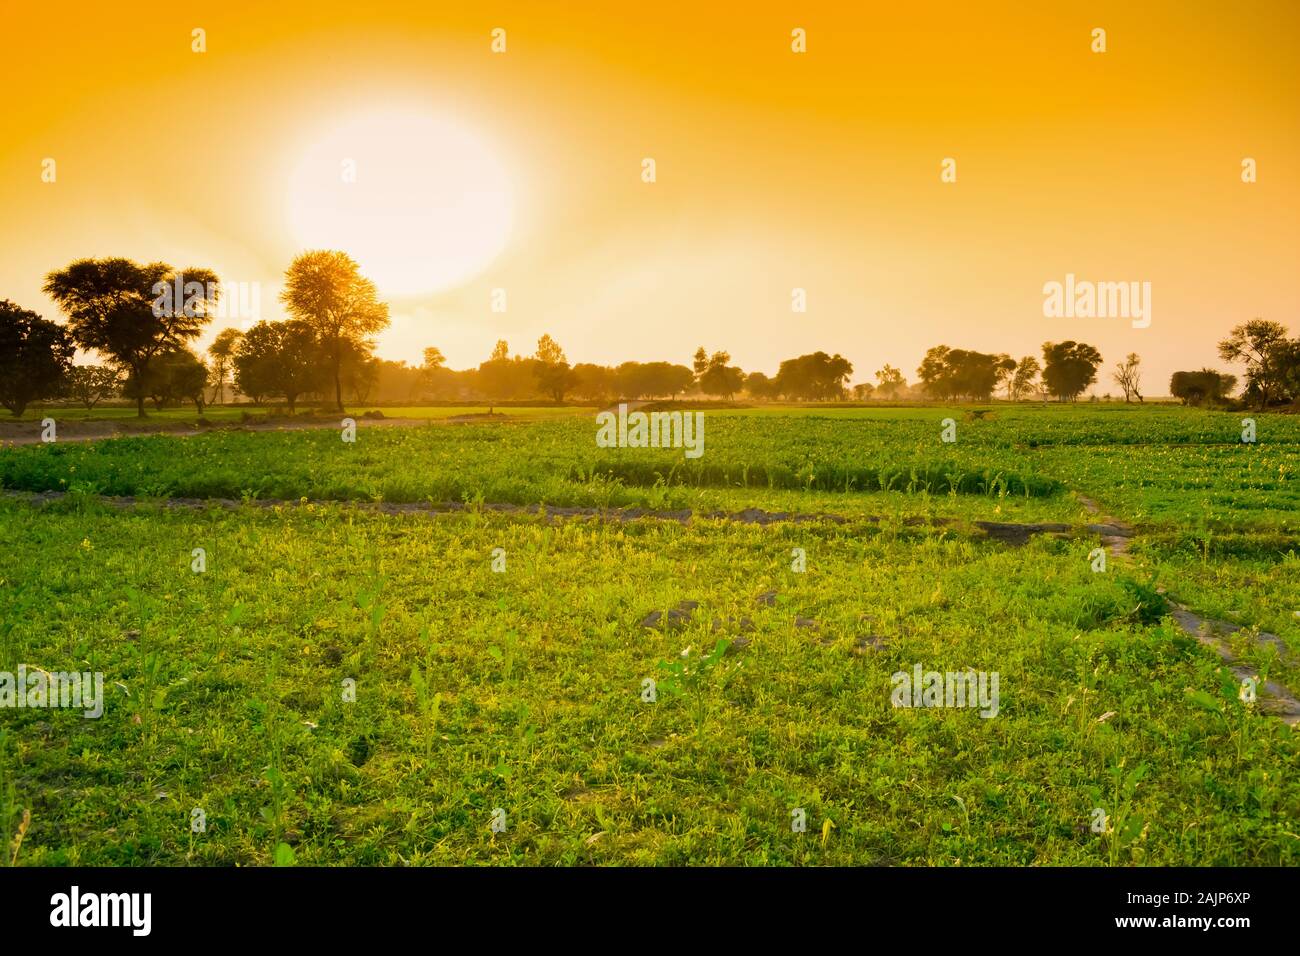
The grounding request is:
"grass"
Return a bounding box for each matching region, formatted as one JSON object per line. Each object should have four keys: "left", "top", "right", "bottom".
{"left": 1, "top": 499, "right": 1296, "bottom": 865}
{"left": 1, "top": 404, "right": 1297, "bottom": 866}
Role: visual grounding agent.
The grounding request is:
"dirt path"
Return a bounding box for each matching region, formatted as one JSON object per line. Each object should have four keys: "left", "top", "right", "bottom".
{"left": 0, "top": 488, "right": 948, "bottom": 527}
{"left": 1075, "top": 490, "right": 1298, "bottom": 726}
{"left": 1166, "top": 602, "right": 1300, "bottom": 725}
{"left": 1075, "top": 494, "right": 1135, "bottom": 556}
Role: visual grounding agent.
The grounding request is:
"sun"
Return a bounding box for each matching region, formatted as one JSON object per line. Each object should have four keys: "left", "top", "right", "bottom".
{"left": 285, "top": 108, "right": 514, "bottom": 298}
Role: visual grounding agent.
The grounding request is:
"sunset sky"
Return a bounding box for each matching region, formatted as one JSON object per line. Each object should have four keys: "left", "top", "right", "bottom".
{"left": 2, "top": 0, "right": 1296, "bottom": 394}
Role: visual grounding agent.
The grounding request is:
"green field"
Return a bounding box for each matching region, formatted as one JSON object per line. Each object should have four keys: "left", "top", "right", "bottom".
{"left": 1, "top": 405, "right": 1297, "bottom": 865}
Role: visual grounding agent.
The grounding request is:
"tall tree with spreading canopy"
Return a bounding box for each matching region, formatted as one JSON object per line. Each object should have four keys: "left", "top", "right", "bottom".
{"left": 698, "top": 350, "right": 745, "bottom": 399}
{"left": 1170, "top": 369, "right": 1236, "bottom": 406}
{"left": 775, "top": 352, "right": 853, "bottom": 400}
{"left": 279, "top": 251, "right": 389, "bottom": 411}
{"left": 1217, "top": 319, "right": 1292, "bottom": 406}
{"left": 1041, "top": 341, "right": 1103, "bottom": 401}
{"left": 0, "top": 300, "right": 75, "bottom": 416}
{"left": 43, "top": 258, "right": 218, "bottom": 416}
{"left": 916, "top": 346, "right": 1003, "bottom": 401}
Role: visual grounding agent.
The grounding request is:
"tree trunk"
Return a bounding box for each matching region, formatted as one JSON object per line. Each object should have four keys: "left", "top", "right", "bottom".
{"left": 333, "top": 339, "right": 344, "bottom": 412}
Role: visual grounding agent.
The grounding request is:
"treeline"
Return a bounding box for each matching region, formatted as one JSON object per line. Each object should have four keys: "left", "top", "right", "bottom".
{"left": 2, "top": 253, "right": 1297, "bottom": 414}
{"left": 0, "top": 252, "right": 386, "bottom": 417}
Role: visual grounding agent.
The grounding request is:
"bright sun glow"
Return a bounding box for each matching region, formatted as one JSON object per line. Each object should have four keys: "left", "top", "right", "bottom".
{"left": 286, "top": 109, "right": 514, "bottom": 298}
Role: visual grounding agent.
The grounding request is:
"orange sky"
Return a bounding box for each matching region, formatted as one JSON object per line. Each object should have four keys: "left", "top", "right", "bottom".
{"left": 2, "top": 0, "right": 1297, "bottom": 394}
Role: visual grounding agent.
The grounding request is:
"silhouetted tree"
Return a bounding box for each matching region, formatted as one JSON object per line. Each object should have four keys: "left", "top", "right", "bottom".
{"left": 207, "top": 327, "right": 243, "bottom": 404}
{"left": 1041, "top": 341, "right": 1103, "bottom": 401}
{"left": 66, "top": 364, "right": 122, "bottom": 410}
{"left": 692, "top": 346, "right": 709, "bottom": 380}
{"left": 534, "top": 333, "right": 576, "bottom": 401}
{"left": 874, "top": 364, "right": 906, "bottom": 399}
{"left": 916, "top": 346, "right": 1002, "bottom": 401}
{"left": 776, "top": 352, "right": 853, "bottom": 400}
{"left": 993, "top": 354, "right": 1016, "bottom": 399}
{"left": 1008, "top": 355, "right": 1040, "bottom": 401}
{"left": 43, "top": 258, "right": 218, "bottom": 417}
{"left": 1218, "top": 319, "right": 1294, "bottom": 406}
{"left": 1112, "top": 352, "right": 1143, "bottom": 403}
{"left": 698, "top": 350, "right": 745, "bottom": 399}
{"left": 233, "top": 320, "right": 320, "bottom": 412}
{"left": 1170, "top": 369, "right": 1236, "bottom": 406}
{"left": 124, "top": 347, "right": 209, "bottom": 413}
{"left": 0, "top": 300, "right": 75, "bottom": 416}
{"left": 572, "top": 363, "right": 616, "bottom": 401}
{"left": 745, "top": 371, "right": 780, "bottom": 400}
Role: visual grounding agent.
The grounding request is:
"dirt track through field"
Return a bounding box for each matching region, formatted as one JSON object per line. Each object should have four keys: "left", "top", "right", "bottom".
{"left": 1074, "top": 491, "right": 1299, "bottom": 726}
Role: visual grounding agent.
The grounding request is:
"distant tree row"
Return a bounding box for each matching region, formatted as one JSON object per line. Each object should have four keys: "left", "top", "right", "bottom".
{"left": 2, "top": 258, "right": 1297, "bottom": 413}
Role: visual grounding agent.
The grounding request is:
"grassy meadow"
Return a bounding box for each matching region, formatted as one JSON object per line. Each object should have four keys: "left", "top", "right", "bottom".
{"left": 1, "top": 403, "right": 1297, "bottom": 865}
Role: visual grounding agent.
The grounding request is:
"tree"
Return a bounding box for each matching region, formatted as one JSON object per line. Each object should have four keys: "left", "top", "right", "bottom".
{"left": 993, "top": 354, "right": 1016, "bottom": 400}
{"left": 611, "top": 361, "right": 693, "bottom": 399}
{"left": 851, "top": 382, "right": 875, "bottom": 400}
{"left": 477, "top": 338, "right": 540, "bottom": 401}
{"left": 233, "top": 320, "right": 320, "bottom": 412}
{"left": 775, "top": 352, "right": 854, "bottom": 400}
{"left": 66, "top": 365, "right": 122, "bottom": 410}
{"left": 698, "top": 350, "right": 745, "bottom": 399}
{"left": 1217, "top": 319, "right": 1293, "bottom": 406}
{"left": 915, "top": 346, "right": 953, "bottom": 400}
{"left": 167, "top": 350, "right": 210, "bottom": 414}
{"left": 692, "top": 346, "right": 709, "bottom": 380}
{"left": 1112, "top": 352, "right": 1143, "bottom": 403}
{"left": 0, "top": 300, "right": 75, "bottom": 416}
{"left": 43, "top": 258, "right": 218, "bottom": 417}
{"left": 1170, "top": 369, "right": 1236, "bottom": 407}
{"left": 341, "top": 344, "right": 380, "bottom": 404}
{"left": 874, "top": 364, "right": 906, "bottom": 400}
{"left": 642, "top": 362, "right": 694, "bottom": 398}
{"left": 422, "top": 347, "right": 446, "bottom": 370}
{"left": 415, "top": 347, "right": 451, "bottom": 400}
{"left": 533, "top": 333, "right": 576, "bottom": 401}
{"left": 1008, "top": 355, "right": 1040, "bottom": 401}
{"left": 745, "top": 371, "right": 780, "bottom": 400}
{"left": 1041, "top": 341, "right": 1103, "bottom": 401}
{"left": 572, "top": 363, "right": 616, "bottom": 401}
{"left": 207, "top": 327, "right": 244, "bottom": 404}
{"left": 124, "top": 347, "right": 209, "bottom": 413}
{"left": 279, "top": 251, "right": 389, "bottom": 411}
{"left": 916, "top": 346, "right": 1002, "bottom": 401}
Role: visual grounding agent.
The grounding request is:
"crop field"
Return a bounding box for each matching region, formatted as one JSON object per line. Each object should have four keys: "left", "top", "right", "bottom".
{"left": 1, "top": 405, "right": 1297, "bottom": 866}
